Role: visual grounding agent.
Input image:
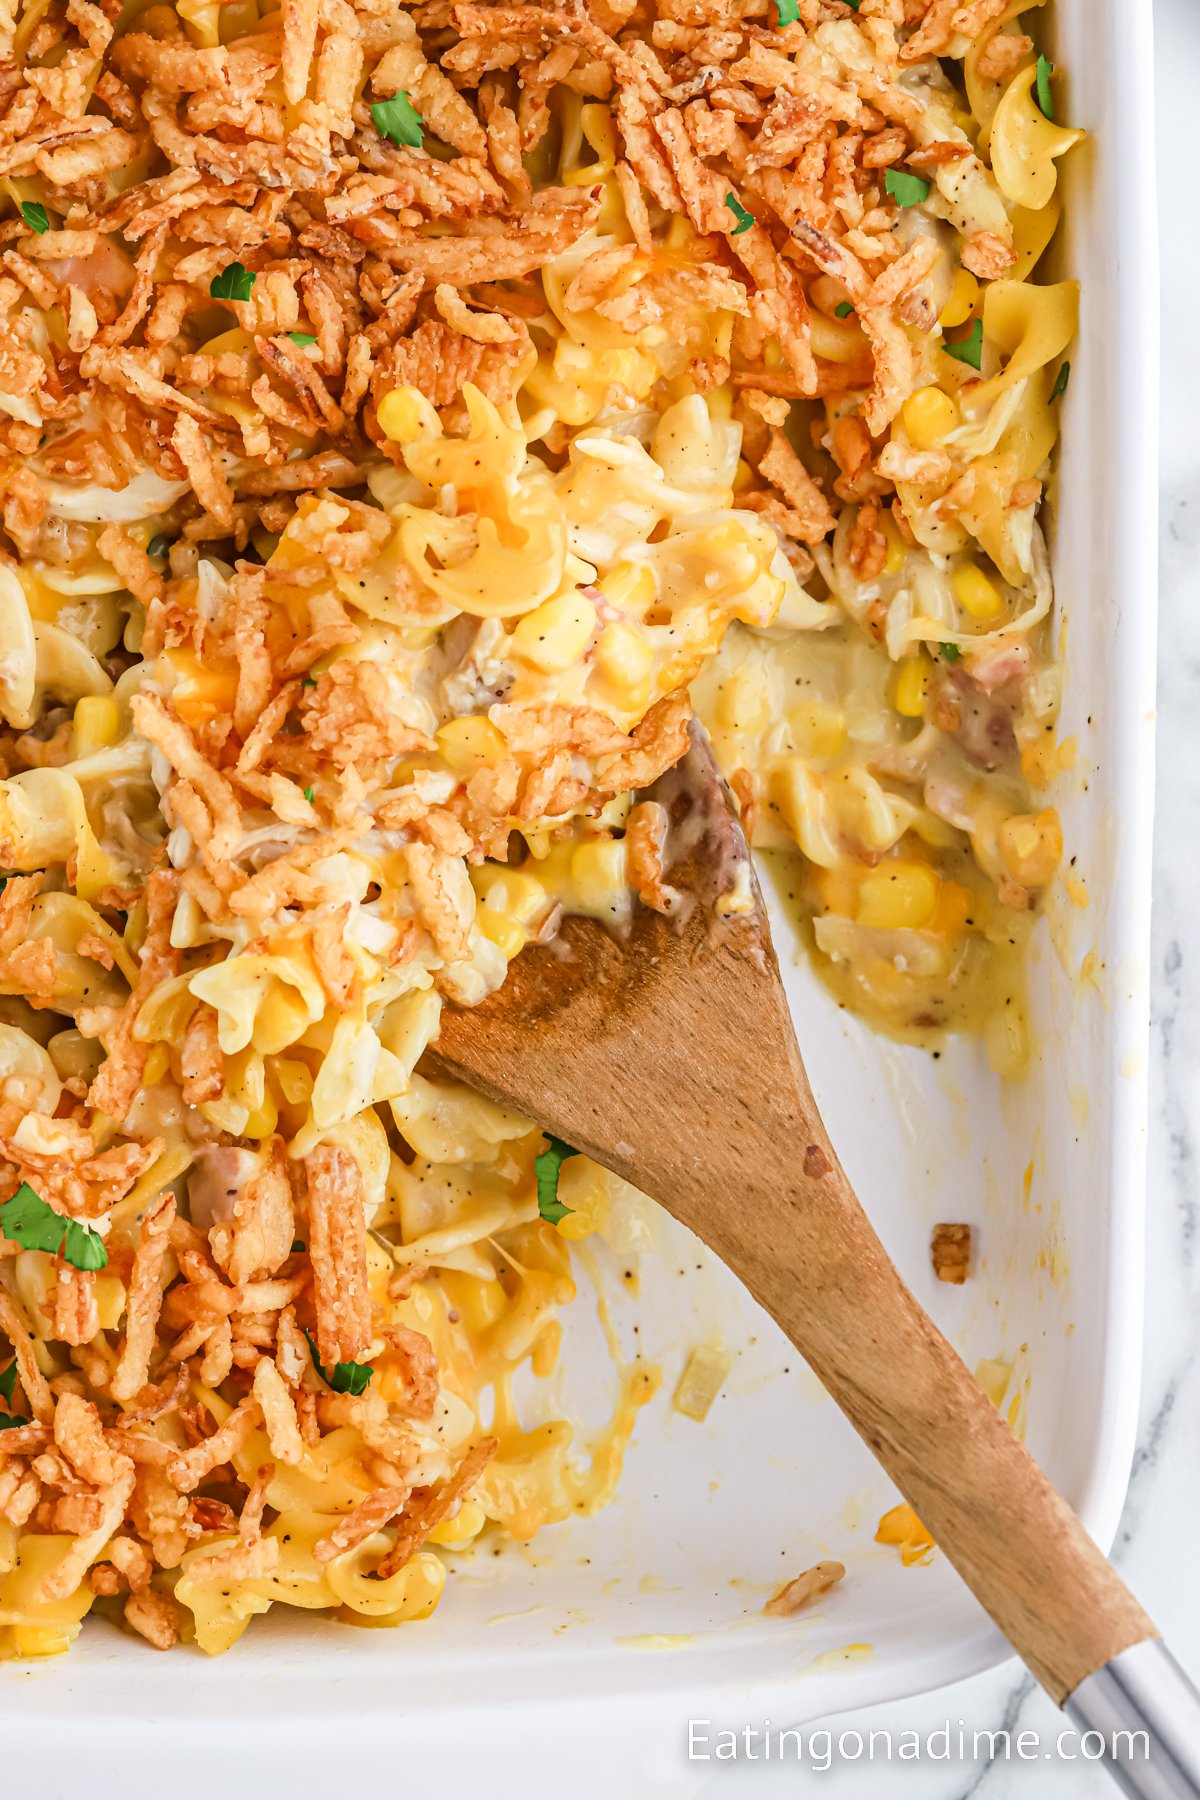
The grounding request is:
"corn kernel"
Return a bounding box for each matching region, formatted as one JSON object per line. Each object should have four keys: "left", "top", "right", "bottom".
{"left": 472, "top": 867, "right": 548, "bottom": 924}
{"left": 8, "top": 1624, "right": 78, "bottom": 1658}
{"left": 882, "top": 513, "right": 905, "bottom": 576}
{"left": 901, "top": 386, "right": 960, "bottom": 451}
{"left": 569, "top": 838, "right": 628, "bottom": 910}
{"left": 376, "top": 385, "right": 437, "bottom": 444}
{"left": 998, "top": 808, "right": 1062, "bottom": 888}
{"left": 436, "top": 716, "right": 506, "bottom": 774}
{"left": 789, "top": 701, "right": 846, "bottom": 757}
{"left": 951, "top": 560, "right": 1006, "bottom": 621}
{"left": 813, "top": 864, "right": 861, "bottom": 918}
{"left": 242, "top": 1091, "right": 279, "bottom": 1140}
{"left": 593, "top": 620, "right": 654, "bottom": 708}
{"left": 428, "top": 1500, "right": 487, "bottom": 1548}
{"left": 73, "top": 695, "right": 120, "bottom": 756}
{"left": 931, "top": 879, "right": 971, "bottom": 938}
{"left": 524, "top": 356, "right": 599, "bottom": 428}
{"left": 892, "top": 657, "right": 929, "bottom": 719}
{"left": 939, "top": 267, "right": 980, "bottom": 329}
{"left": 94, "top": 1272, "right": 126, "bottom": 1330}
{"left": 439, "top": 1271, "right": 508, "bottom": 1334}
{"left": 595, "top": 347, "right": 655, "bottom": 398}
{"left": 598, "top": 561, "right": 656, "bottom": 615}
{"left": 856, "top": 860, "right": 940, "bottom": 930}
{"left": 716, "top": 670, "right": 771, "bottom": 735}
{"left": 511, "top": 591, "right": 596, "bottom": 672}
{"left": 476, "top": 911, "right": 526, "bottom": 960}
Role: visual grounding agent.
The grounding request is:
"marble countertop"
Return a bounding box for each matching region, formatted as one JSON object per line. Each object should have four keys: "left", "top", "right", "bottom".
{"left": 704, "top": 3, "right": 1199, "bottom": 1793}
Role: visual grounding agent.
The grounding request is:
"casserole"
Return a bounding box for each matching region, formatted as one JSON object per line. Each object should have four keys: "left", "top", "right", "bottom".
{"left": 3, "top": 0, "right": 1156, "bottom": 1785}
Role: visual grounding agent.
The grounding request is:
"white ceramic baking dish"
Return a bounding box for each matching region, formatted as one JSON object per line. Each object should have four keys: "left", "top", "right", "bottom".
{"left": 5, "top": 0, "right": 1156, "bottom": 1790}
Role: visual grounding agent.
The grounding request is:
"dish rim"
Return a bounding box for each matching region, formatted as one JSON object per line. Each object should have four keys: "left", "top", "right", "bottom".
{"left": 1, "top": 0, "right": 1159, "bottom": 1747}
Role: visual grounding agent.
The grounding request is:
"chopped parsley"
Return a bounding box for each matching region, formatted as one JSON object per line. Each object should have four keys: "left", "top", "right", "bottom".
{"left": 0, "top": 1182, "right": 108, "bottom": 1271}
{"left": 147, "top": 533, "right": 171, "bottom": 560}
{"left": 0, "top": 1359, "right": 25, "bottom": 1431}
{"left": 209, "top": 261, "right": 256, "bottom": 302}
{"left": 20, "top": 202, "right": 49, "bottom": 235}
{"left": 834, "top": 301, "right": 855, "bottom": 319}
{"left": 724, "top": 192, "right": 755, "bottom": 236}
{"left": 942, "top": 316, "right": 983, "bottom": 370}
{"left": 303, "top": 786, "right": 314, "bottom": 803}
{"left": 535, "top": 1135, "right": 579, "bottom": 1225}
{"left": 287, "top": 332, "right": 317, "bottom": 346}
{"left": 302, "top": 1329, "right": 374, "bottom": 1397}
{"left": 290, "top": 1238, "right": 306, "bottom": 1253}
{"left": 938, "top": 642, "right": 962, "bottom": 662}
{"left": 1050, "top": 360, "right": 1070, "bottom": 401}
{"left": 884, "top": 167, "right": 930, "bottom": 208}
{"left": 371, "top": 90, "right": 425, "bottom": 149}
{"left": 301, "top": 675, "right": 317, "bottom": 687}
{"left": 1035, "top": 53, "right": 1054, "bottom": 120}
{"left": 775, "top": 0, "right": 799, "bottom": 23}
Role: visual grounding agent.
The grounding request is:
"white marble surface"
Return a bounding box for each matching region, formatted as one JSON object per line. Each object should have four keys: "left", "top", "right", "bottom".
{"left": 702, "top": 3, "right": 1200, "bottom": 1792}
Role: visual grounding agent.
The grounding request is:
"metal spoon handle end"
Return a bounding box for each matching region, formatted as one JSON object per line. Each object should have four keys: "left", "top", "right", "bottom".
{"left": 1066, "top": 1640, "right": 1200, "bottom": 1799}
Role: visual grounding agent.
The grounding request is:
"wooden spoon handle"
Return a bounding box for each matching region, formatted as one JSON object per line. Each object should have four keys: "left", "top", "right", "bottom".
{"left": 694, "top": 1131, "right": 1155, "bottom": 1706}
{"left": 428, "top": 726, "right": 1156, "bottom": 1706}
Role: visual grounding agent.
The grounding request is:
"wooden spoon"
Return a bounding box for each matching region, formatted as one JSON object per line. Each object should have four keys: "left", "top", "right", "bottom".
{"left": 429, "top": 723, "right": 1199, "bottom": 1784}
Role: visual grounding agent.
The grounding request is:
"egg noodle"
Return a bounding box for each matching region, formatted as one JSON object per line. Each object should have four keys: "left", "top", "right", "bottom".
{"left": 0, "top": 0, "right": 1078, "bottom": 1656}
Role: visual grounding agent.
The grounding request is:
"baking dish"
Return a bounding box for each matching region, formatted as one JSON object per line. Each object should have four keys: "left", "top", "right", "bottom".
{"left": 4, "top": 0, "right": 1157, "bottom": 1788}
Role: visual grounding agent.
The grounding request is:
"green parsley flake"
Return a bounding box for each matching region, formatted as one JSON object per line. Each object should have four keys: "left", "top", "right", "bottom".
{"left": 943, "top": 317, "right": 983, "bottom": 371}
{"left": 147, "top": 533, "right": 170, "bottom": 560}
{"left": 938, "top": 642, "right": 962, "bottom": 663}
{"left": 20, "top": 202, "right": 49, "bottom": 235}
{"left": 884, "top": 168, "right": 931, "bottom": 208}
{"left": 724, "top": 193, "right": 755, "bottom": 236}
{"left": 775, "top": 0, "right": 799, "bottom": 23}
{"left": 304, "top": 786, "right": 314, "bottom": 803}
{"left": 302, "top": 1329, "right": 374, "bottom": 1397}
{"left": 1050, "top": 360, "right": 1070, "bottom": 401}
{"left": 371, "top": 90, "right": 425, "bottom": 148}
{"left": 288, "top": 332, "right": 317, "bottom": 347}
{"left": 535, "top": 1135, "right": 580, "bottom": 1226}
{"left": 210, "top": 262, "right": 256, "bottom": 302}
{"left": 1035, "top": 53, "right": 1054, "bottom": 120}
{"left": 834, "top": 301, "right": 854, "bottom": 319}
{"left": 0, "top": 1182, "right": 108, "bottom": 1271}
{"left": 290, "top": 1238, "right": 306, "bottom": 1253}
{"left": 0, "top": 1359, "right": 25, "bottom": 1431}
{"left": 301, "top": 675, "right": 317, "bottom": 687}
